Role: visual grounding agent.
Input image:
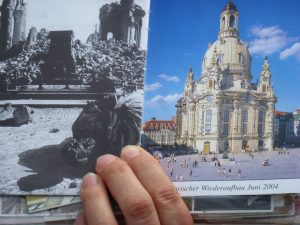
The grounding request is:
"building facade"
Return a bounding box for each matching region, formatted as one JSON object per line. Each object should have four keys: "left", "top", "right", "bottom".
{"left": 176, "top": 1, "right": 276, "bottom": 154}
{"left": 273, "top": 111, "right": 289, "bottom": 147}
{"left": 142, "top": 118, "right": 176, "bottom": 146}
{"left": 286, "top": 110, "right": 300, "bottom": 147}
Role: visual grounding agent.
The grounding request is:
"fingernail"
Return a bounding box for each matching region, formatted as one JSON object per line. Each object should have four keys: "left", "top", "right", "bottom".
{"left": 122, "top": 145, "right": 141, "bottom": 161}
{"left": 96, "top": 154, "right": 116, "bottom": 171}
{"left": 82, "top": 173, "right": 98, "bottom": 190}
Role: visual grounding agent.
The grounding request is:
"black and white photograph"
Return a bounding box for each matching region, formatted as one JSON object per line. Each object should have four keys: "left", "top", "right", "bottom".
{"left": 0, "top": 0, "right": 150, "bottom": 195}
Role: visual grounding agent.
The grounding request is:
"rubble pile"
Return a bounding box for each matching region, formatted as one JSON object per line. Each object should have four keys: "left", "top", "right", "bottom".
{"left": 74, "top": 39, "right": 146, "bottom": 88}
{"left": 0, "top": 29, "right": 50, "bottom": 86}
{"left": 0, "top": 36, "right": 146, "bottom": 89}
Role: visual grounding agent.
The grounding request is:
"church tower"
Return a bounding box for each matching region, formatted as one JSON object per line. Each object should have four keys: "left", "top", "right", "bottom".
{"left": 184, "top": 65, "right": 194, "bottom": 96}
{"left": 258, "top": 56, "right": 273, "bottom": 95}
{"left": 219, "top": 0, "right": 239, "bottom": 39}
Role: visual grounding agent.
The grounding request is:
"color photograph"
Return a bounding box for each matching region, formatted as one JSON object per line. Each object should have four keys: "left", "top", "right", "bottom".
{"left": 142, "top": 0, "right": 300, "bottom": 195}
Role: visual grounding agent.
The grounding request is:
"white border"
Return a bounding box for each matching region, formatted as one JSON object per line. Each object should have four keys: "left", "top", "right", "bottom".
{"left": 174, "top": 179, "right": 300, "bottom": 196}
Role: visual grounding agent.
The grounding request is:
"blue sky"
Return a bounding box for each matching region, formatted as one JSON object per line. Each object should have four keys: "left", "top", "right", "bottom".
{"left": 143, "top": 0, "right": 300, "bottom": 121}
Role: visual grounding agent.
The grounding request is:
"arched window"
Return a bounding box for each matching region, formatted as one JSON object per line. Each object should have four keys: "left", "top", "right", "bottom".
{"left": 241, "top": 80, "right": 246, "bottom": 88}
{"left": 222, "top": 17, "right": 225, "bottom": 28}
{"left": 224, "top": 110, "right": 229, "bottom": 122}
{"left": 229, "top": 15, "right": 236, "bottom": 28}
{"left": 242, "top": 110, "right": 248, "bottom": 135}
{"left": 217, "top": 54, "right": 223, "bottom": 63}
{"left": 205, "top": 109, "right": 212, "bottom": 134}
{"left": 107, "top": 32, "right": 113, "bottom": 40}
{"left": 209, "top": 80, "right": 214, "bottom": 88}
{"left": 258, "top": 111, "right": 264, "bottom": 135}
{"left": 223, "top": 110, "right": 230, "bottom": 136}
{"left": 238, "top": 53, "right": 243, "bottom": 63}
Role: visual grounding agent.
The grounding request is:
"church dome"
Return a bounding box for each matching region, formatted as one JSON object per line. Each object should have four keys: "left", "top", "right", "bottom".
{"left": 202, "top": 38, "right": 251, "bottom": 74}
{"left": 222, "top": 1, "right": 238, "bottom": 12}
{"left": 200, "top": 1, "right": 253, "bottom": 75}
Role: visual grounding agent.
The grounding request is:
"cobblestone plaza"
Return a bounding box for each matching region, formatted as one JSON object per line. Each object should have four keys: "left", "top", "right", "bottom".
{"left": 160, "top": 148, "right": 300, "bottom": 181}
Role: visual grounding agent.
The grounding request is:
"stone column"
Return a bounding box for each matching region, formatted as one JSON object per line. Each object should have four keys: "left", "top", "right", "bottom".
{"left": 0, "top": 0, "right": 16, "bottom": 54}
{"left": 12, "top": 1, "right": 27, "bottom": 46}
{"left": 231, "top": 97, "right": 242, "bottom": 153}
{"left": 190, "top": 102, "right": 196, "bottom": 147}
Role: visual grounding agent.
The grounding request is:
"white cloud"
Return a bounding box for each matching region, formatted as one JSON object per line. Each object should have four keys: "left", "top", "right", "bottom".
{"left": 144, "top": 82, "right": 162, "bottom": 92}
{"left": 158, "top": 73, "right": 180, "bottom": 82}
{"left": 146, "top": 93, "right": 182, "bottom": 108}
{"left": 249, "top": 26, "right": 294, "bottom": 55}
{"left": 252, "top": 26, "right": 285, "bottom": 38}
{"left": 280, "top": 42, "right": 300, "bottom": 61}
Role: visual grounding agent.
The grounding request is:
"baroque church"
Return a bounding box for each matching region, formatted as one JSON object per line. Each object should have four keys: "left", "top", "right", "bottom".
{"left": 175, "top": 1, "right": 277, "bottom": 154}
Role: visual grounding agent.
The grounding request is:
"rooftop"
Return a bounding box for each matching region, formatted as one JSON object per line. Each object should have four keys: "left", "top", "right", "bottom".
{"left": 222, "top": 0, "right": 238, "bottom": 12}
{"left": 143, "top": 119, "right": 176, "bottom": 131}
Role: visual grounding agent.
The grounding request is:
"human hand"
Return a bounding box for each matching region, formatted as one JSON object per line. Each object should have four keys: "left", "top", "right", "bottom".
{"left": 75, "top": 145, "right": 194, "bottom": 225}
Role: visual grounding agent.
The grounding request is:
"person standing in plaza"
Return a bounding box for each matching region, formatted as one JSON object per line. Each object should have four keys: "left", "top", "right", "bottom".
{"left": 238, "top": 167, "right": 242, "bottom": 177}
{"left": 217, "top": 160, "right": 221, "bottom": 167}
{"left": 176, "top": 173, "right": 179, "bottom": 181}
{"left": 179, "top": 173, "right": 184, "bottom": 181}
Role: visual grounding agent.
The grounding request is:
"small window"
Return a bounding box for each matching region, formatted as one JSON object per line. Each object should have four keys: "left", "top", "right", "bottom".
{"left": 205, "top": 109, "right": 212, "bottom": 134}
{"left": 107, "top": 32, "right": 113, "bottom": 40}
{"left": 238, "top": 53, "right": 243, "bottom": 63}
{"left": 229, "top": 15, "right": 236, "bottom": 27}
{"left": 209, "top": 80, "right": 214, "bottom": 88}
{"left": 258, "top": 111, "right": 264, "bottom": 135}
{"left": 241, "top": 80, "right": 246, "bottom": 88}
{"left": 217, "top": 54, "right": 224, "bottom": 63}
{"left": 223, "top": 124, "right": 229, "bottom": 136}
{"left": 223, "top": 110, "right": 230, "bottom": 136}
{"left": 222, "top": 17, "right": 225, "bottom": 28}
{"left": 243, "top": 110, "right": 248, "bottom": 123}
{"left": 205, "top": 109, "right": 212, "bottom": 122}
{"left": 242, "top": 110, "right": 248, "bottom": 135}
{"left": 224, "top": 110, "right": 230, "bottom": 122}
{"left": 258, "top": 111, "right": 264, "bottom": 123}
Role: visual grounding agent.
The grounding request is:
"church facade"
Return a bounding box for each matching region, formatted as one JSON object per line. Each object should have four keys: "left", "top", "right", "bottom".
{"left": 175, "top": 1, "right": 277, "bottom": 154}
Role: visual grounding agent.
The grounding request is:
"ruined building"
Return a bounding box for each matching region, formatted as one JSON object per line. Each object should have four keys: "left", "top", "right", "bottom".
{"left": 99, "top": 0, "right": 145, "bottom": 47}
{"left": 42, "top": 31, "right": 75, "bottom": 85}
{"left": 0, "top": 0, "right": 26, "bottom": 57}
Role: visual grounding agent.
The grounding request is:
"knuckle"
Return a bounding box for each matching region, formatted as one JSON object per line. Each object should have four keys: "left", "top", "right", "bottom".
{"left": 106, "top": 160, "right": 129, "bottom": 176}
{"left": 126, "top": 195, "right": 154, "bottom": 220}
{"left": 155, "top": 185, "right": 181, "bottom": 207}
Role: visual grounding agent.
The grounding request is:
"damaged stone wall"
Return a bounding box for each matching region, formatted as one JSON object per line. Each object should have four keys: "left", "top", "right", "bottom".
{"left": 0, "top": 0, "right": 27, "bottom": 57}
{"left": 99, "top": 0, "right": 145, "bottom": 47}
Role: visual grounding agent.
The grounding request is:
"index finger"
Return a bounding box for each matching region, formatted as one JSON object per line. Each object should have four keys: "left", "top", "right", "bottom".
{"left": 121, "top": 146, "right": 194, "bottom": 225}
